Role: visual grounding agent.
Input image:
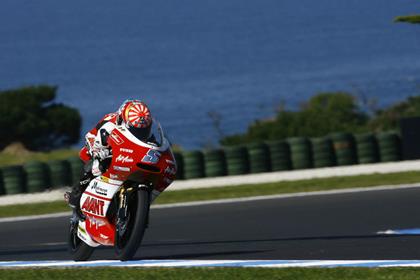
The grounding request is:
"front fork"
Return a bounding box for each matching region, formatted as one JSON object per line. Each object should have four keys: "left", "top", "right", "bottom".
{"left": 116, "top": 184, "right": 152, "bottom": 233}
{"left": 116, "top": 186, "right": 130, "bottom": 236}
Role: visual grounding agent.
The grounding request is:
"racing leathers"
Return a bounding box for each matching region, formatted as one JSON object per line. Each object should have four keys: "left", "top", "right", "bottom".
{"left": 67, "top": 113, "right": 118, "bottom": 212}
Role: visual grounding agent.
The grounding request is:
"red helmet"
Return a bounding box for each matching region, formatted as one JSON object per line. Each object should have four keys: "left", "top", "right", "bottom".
{"left": 118, "top": 99, "right": 153, "bottom": 141}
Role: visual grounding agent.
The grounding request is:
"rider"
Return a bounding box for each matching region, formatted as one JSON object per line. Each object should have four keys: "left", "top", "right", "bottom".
{"left": 66, "top": 99, "right": 154, "bottom": 215}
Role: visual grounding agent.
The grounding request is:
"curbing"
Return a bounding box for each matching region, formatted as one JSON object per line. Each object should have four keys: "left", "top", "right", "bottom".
{"left": 3, "top": 259, "right": 420, "bottom": 268}
{"left": 169, "top": 159, "right": 420, "bottom": 191}
{"left": 1, "top": 159, "right": 420, "bottom": 206}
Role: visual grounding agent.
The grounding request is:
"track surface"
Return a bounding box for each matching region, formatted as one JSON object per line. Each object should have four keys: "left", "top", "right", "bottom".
{"left": 1, "top": 187, "right": 420, "bottom": 261}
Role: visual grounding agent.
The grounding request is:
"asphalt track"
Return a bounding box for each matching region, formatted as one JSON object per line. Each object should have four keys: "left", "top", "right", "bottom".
{"left": 1, "top": 187, "right": 420, "bottom": 262}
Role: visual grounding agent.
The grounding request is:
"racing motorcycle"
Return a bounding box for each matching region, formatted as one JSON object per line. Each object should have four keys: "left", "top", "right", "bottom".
{"left": 67, "top": 121, "right": 177, "bottom": 261}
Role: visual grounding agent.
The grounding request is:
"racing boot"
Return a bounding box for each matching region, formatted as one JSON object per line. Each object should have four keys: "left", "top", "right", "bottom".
{"left": 64, "top": 160, "right": 95, "bottom": 220}
{"left": 65, "top": 180, "right": 89, "bottom": 221}
{"left": 65, "top": 189, "right": 82, "bottom": 209}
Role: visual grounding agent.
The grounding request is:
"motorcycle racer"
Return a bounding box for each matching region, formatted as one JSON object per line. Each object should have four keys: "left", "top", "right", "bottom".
{"left": 66, "top": 99, "right": 164, "bottom": 217}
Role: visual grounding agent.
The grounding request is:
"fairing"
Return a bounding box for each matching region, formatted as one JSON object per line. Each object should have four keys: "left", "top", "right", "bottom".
{"left": 78, "top": 121, "right": 177, "bottom": 246}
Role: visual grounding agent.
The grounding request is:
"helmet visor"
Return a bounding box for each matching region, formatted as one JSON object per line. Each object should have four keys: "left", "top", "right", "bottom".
{"left": 126, "top": 118, "right": 164, "bottom": 147}
{"left": 127, "top": 125, "right": 152, "bottom": 143}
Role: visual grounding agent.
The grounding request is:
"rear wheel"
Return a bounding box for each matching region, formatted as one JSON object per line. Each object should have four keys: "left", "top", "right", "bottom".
{"left": 115, "top": 188, "right": 150, "bottom": 261}
{"left": 68, "top": 219, "right": 95, "bottom": 261}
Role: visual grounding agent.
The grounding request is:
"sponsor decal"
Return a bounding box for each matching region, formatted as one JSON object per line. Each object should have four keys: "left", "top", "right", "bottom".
{"left": 113, "top": 166, "right": 130, "bottom": 172}
{"left": 120, "top": 148, "right": 134, "bottom": 153}
{"left": 82, "top": 197, "right": 105, "bottom": 216}
{"left": 109, "top": 173, "right": 119, "bottom": 179}
{"left": 164, "top": 166, "right": 177, "bottom": 176}
{"left": 142, "top": 149, "right": 161, "bottom": 164}
{"left": 92, "top": 181, "right": 108, "bottom": 196}
{"left": 166, "top": 159, "right": 176, "bottom": 165}
{"left": 78, "top": 232, "right": 87, "bottom": 241}
{"left": 78, "top": 225, "right": 86, "bottom": 234}
{"left": 100, "top": 176, "right": 109, "bottom": 183}
{"left": 109, "top": 133, "right": 124, "bottom": 145}
{"left": 87, "top": 216, "right": 106, "bottom": 228}
{"left": 116, "top": 154, "right": 134, "bottom": 163}
{"left": 99, "top": 233, "right": 109, "bottom": 239}
{"left": 80, "top": 178, "right": 91, "bottom": 185}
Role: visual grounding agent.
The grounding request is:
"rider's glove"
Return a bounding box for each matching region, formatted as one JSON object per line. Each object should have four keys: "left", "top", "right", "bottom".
{"left": 91, "top": 159, "right": 103, "bottom": 177}
{"left": 93, "top": 147, "right": 111, "bottom": 160}
{"left": 85, "top": 133, "right": 96, "bottom": 155}
{"left": 90, "top": 125, "right": 113, "bottom": 159}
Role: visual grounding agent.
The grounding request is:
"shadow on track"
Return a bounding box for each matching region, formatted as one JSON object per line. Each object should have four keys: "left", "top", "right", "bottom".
{"left": 138, "top": 250, "right": 271, "bottom": 260}
{"left": 140, "top": 233, "right": 420, "bottom": 248}
{"left": 0, "top": 234, "right": 417, "bottom": 258}
{"left": 0, "top": 246, "right": 68, "bottom": 257}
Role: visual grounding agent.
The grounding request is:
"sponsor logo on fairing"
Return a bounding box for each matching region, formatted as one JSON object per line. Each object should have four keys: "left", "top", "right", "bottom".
{"left": 120, "top": 148, "right": 134, "bottom": 153}
{"left": 116, "top": 154, "right": 134, "bottom": 163}
{"left": 82, "top": 197, "right": 105, "bottom": 216}
{"left": 80, "top": 178, "right": 90, "bottom": 185}
{"left": 166, "top": 159, "right": 176, "bottom": 165}
{"left": 100, "top": 233, "right": 109, "bottom": 239}
{"left": 100, "top": 176, "right": 109, "bottom": 183}
{"left": 109, "top": 173, "right": 119, "bottom": 179}
{"left": 78, "top": 232, "right": 87, "bottom": 241}
{"left": 78, "top": 225, "right": 86, "bottom": 234}
{"left": 164, "top": 166, "right": 177, "bottom": 176}
{"left": 110, "top": 133, "right": 124, "bottom": 145}
{"left": 87, "top": 216, "right": 106, "bottom": 228}
{"left": 113, "top": 166, "right": 130, "bottom": 172}
{"left": 92, "top": 182, "right": 107, "bottom": 196}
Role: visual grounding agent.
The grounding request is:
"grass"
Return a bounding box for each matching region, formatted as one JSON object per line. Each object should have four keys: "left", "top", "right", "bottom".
{"left": 2, "top": 267, "right": 420, "bottom": 280}
{"left": 394, "top": 15, "right": 420, "bottom": 24}
{"left": 0, "top": 149, "right": 78, "bottom": 167}
{"left": 0, "top": 200, "right": 69, "bottom": 218}
{"left": 2, "top": 171, "right": 420, "bottom": 218}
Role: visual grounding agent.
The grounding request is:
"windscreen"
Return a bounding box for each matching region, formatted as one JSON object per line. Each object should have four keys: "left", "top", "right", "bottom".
{"left": 127, "top": 118, "right": 164, "bottom": 147}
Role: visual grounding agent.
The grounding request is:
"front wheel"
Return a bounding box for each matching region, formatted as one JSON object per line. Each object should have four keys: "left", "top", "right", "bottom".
{"left": 68, "top": 219, "right": 95, "bottom": 261}
{"left": 114, "top": 188, "right": 150, "bottom": 261}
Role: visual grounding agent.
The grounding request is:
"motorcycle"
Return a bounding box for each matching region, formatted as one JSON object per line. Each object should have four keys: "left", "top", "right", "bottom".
{"left": 67, "top": 121, "right": 177, "bottom": 261}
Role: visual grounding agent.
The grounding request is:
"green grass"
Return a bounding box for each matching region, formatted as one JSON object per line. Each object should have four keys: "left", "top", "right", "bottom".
{"left": 394, "top": 15, "right": 420, "bottom": 24}
{"left": 2, "top": 267, "right": 420, "bottom": 280}
{"left": 157, "top": 171, "right": 420, "bottom": 204}
{"left": 2, "top": 171, "right": 420, "bottom": 218}
{"left": 0, "top": 149, "right": 78, "bottom": 167}
{"left": 0, "top": 200, "right": 69, "bottom": 218}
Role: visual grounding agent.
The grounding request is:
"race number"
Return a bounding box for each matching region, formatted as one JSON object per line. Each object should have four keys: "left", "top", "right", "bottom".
{"left": 141, "top": 149, "right": 161, "bottom": 164}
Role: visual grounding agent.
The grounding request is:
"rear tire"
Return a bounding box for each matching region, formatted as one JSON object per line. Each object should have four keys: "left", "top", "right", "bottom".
{"left": 68, "top": 221, "right": 95, "bottom": 261}
{"left": 115, "top": 188, "right": 150, "bottom": 261}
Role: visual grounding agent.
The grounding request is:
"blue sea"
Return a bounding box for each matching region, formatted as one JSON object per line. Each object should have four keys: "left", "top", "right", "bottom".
{"left": 0, "top": 0, "right": 419, "bottom": 148}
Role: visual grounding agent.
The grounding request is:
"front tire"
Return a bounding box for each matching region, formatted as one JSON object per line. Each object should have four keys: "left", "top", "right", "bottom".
{"left": 114, "top": 188, "right": 150, "bottom": 261}
{"left": 68, "top": 221, "right": 95, "bottom": 261}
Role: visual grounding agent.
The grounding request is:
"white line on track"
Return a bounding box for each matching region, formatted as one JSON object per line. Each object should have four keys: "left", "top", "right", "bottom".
{"left": 377, "top": 228, "right": 420, "bottom": 235}
{"left": 1, "top": 183, "right": 420, "bottom": 223}
{"left": 2, "top": 259, "right": 420, "bottom": 268}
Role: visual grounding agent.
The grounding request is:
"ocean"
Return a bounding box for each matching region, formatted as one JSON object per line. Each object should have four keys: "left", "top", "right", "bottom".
{"left": 0, "top": 0, "right": 419, "bottom": 148}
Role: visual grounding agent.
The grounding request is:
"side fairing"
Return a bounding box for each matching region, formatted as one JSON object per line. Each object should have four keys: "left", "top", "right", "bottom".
{"left": 80, "top": 177, "right": 121, "bottom": 217}
{"left": 78, "top": 177, "right": 122, "bottom": 246}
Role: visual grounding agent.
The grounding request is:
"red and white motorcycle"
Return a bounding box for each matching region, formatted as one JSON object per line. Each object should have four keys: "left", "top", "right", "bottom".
{"left": 68, "top": 121, "right": 177, "bottom": 261}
